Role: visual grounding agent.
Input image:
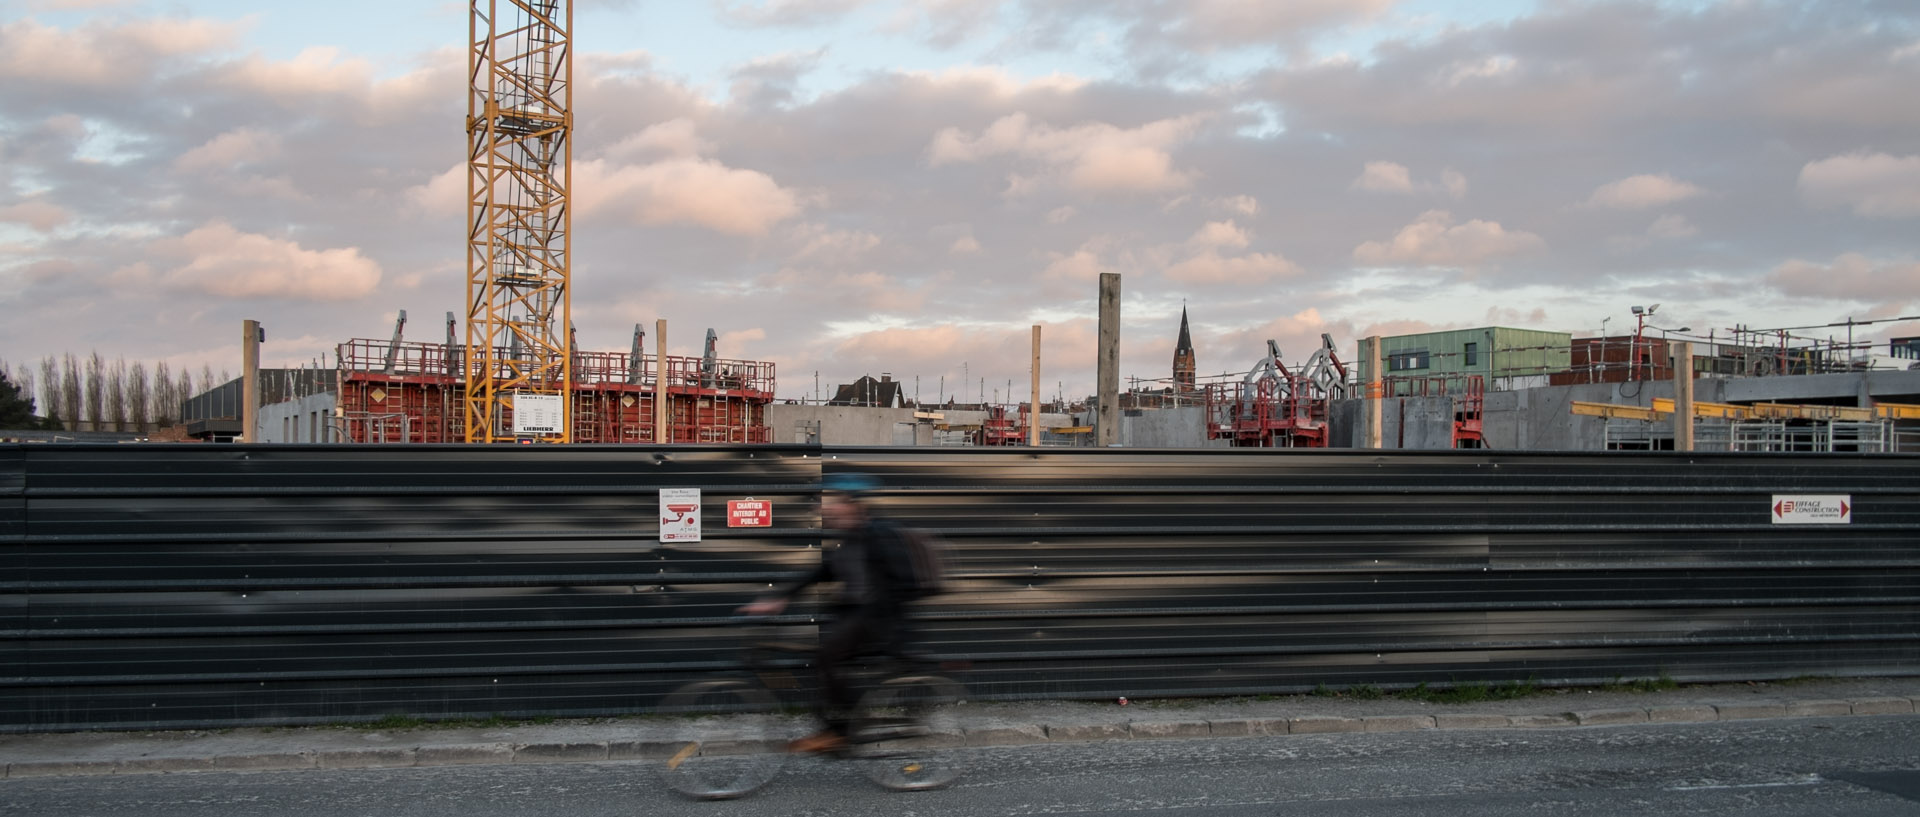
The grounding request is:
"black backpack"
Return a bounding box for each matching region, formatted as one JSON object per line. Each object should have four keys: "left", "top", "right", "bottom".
{"left": 882, "top": 525, "right": 952, "bottom": 601}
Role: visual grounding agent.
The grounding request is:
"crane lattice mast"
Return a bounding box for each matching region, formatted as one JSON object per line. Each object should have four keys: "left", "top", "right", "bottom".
{"left": 465, "top": 0, "right": 572, "bottom": 443}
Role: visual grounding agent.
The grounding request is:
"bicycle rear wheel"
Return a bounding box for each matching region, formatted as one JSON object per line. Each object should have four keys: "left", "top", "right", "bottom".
{"left": 851, "top": 674, "right": 967, "bottom": 792}
{"left": 654, "top": 679, "right": 791, "bottom": 800}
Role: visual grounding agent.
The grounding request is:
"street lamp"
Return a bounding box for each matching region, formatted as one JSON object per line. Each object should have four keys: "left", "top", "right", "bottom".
{"left": 1629, "top": 304, "right": 1661, "bottom": 381}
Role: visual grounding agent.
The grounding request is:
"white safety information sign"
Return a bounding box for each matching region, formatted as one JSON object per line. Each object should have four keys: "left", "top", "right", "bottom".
{"left": 512, "top": 393, "right": 564, "bottom": 435}
{"left": 659, "top": 488, "right": 703, "bottom": 542}
{"left": 1771, "top": 494, "right": 1851, "bottom": 525}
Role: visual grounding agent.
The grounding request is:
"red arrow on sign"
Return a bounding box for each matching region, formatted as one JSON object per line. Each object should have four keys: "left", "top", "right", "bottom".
{"left": 1773, "top": 500, "right": 1784, "bottom": 518}
{"left": 1841, "top": 500, "right": 1851, "bottom": 517}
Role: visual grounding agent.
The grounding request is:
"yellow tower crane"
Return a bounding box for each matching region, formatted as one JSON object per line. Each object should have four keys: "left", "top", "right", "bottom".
{"left": 465, "top": 0, "right": 573, "bottom": 443}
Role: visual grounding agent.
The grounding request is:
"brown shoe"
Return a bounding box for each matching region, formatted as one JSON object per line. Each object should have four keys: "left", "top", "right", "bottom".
{"left": 788, "top": 730, "right": 848, "bottom": 754}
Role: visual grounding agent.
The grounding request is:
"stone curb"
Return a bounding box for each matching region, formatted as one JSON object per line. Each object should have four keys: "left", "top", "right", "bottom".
{"left": 4, "top": 695, "right": 1913, "bottom": 779}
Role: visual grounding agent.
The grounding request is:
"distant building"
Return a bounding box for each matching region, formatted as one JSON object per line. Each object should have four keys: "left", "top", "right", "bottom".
{"left": 1355, "top": 327, "right": 1572, "bottom": 394}
{"left": 828, "top": 374, "right": 906, "bottom": 408}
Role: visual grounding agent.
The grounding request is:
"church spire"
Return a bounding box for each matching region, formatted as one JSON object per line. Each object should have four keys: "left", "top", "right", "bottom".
{"left": 1173, "top": 304, "right": 1196, "bottom": 392}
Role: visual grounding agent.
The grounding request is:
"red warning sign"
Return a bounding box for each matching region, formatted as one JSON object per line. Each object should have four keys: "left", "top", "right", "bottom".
{"left": 727, "top": 499, "right": 772, "bottom": 528}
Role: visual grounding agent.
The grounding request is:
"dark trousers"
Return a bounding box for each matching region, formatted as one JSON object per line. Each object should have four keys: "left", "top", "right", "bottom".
{"left": 816, "top": 609, "right": 904, "bottom": 732}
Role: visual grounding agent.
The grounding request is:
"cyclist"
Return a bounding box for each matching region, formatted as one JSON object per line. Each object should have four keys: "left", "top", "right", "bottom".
{"left": 737, "top": 473, "right": 918, "bottom": 754}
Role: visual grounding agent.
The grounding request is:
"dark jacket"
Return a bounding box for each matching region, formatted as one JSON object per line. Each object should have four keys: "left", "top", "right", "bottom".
{"left": 778, "top": 518, "right": 915, "bottom": 614}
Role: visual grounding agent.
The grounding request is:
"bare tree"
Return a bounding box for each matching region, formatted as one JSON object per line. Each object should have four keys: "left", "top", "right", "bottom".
{"left": 15, "top": 367, "right": 36, "bottom": 422}
{"left": 177, "top": 369, "right": 195, "bottom": 422}
{"left": 106, "top": 357, "right": 128, "bottom": 432}
{"left": 61, "top": 354, "right": 82, "bottom": 431}
{"left": 127, "top": 361, "right": 150, "bottom": 432}
{"left": 39, "top": 357, "right": 59, "bottom": 425}
{"left": 84, "top": 352, "right": 105, "bottom": 432}
{"left": 152, "top": 361, "right": 174, "bottom": 427}
{"left": 201, "top": 365, "right": 216, "bottom": 393}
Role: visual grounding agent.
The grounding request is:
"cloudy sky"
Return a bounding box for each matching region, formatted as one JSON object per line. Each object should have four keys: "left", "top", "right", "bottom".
{"left": 2, "top": 0, "right": 1917, "bottom": 405}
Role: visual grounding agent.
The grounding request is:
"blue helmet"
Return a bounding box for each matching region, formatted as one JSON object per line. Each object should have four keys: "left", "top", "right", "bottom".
{"left": 822, "top": 473, "right": 882, "bottom": 496}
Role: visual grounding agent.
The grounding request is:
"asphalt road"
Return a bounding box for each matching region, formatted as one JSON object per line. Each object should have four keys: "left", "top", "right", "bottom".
{"left": 5, "top": 716, "right": 1918, "bottom": 816}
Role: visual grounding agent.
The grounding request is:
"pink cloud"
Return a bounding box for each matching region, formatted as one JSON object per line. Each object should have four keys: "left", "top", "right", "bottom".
{"left": 149, "top": 221, "right": 383, "bottom": 301}
{"left": 1585, "top": 174, "right": 1706, "bottom": 210}
{"left": 1353, "top": 210, "right": 1545, "bottom": 268}
{"left": 0, "top": 199, "right": 74, "bottom": 232}
{"left": 1798, "top": 152, "right": 1920, "bottom": 219}
{"left": 928, "top": 112, "right": 1204, "bottom": 193}
{"left": 576, "top": 157, "right": 800, "bottom": 236}
{"left": 1164, "top": 250, "right": 1302, "bottom": 285}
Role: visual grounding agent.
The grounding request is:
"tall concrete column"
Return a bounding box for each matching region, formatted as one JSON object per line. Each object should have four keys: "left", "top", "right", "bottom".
{"left": 241, "top": 320, "right": 262, "bottom": 443}
{"left": 1029, "top": 324, "right": 1041, "bottom": 447}
{"left": 654, "top": 319, "right": 668, "bottom": 444}
{"left": 1672, "top": 341, "right": 1694, "bottom": 451}
{"left": 1096, "top": 273, "right": 1121, "bottom": 447}
{"left": 1363, "top": 336, "right": 1383, "bottom": 449}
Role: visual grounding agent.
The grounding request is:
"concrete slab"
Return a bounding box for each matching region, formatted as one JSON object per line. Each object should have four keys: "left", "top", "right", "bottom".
{"left": 964, "top": 724, "right": 1047, "bottom": 746}
{"left": 1509, "top": 714, "right": 1577, "bottom": 728}
{"left": 1362, "top": 715, "right": 1435, "bottom": 732}
{"left": 1715, "top": 703, "right": 1788, "bottom": 720}
{"left": 1785, "top": 700, "right": 1853, "bottom": 718}
{"left": 1434, "top": 714, "right": 1510, "bottom": 729}
{"left": 1647, "top": 705, "right": 1718, "bottom": 723}
{"left": 417, "top": 743, "right": 513, "bottom": 766}
{"left": 1129, "top": 721, "right": 1211, "bottom": 739}
{"left": 1046, "top": 723, "right": 1130, "bottom": 742}
{"left": 512, "top": 742, "right": 608, "bottom": 763}
{"left": 1851, "top": 698, "right": 1914, "bottom": 715}
{"left": 1288, "top": 716, "right": 1362, "bottom": 734}
{"left": 1573, "top": 709, "right": 1648, "bottom": 726}
{"left": 315, "top": 747, "right": 417, "bottom": 769}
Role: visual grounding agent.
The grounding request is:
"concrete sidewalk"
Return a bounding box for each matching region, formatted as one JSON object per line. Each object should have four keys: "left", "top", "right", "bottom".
{"left": 3, "top": 677, "right": 1916, "bottom": 779}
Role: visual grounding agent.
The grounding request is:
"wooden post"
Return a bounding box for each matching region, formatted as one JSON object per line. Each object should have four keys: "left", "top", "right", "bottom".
{"left": 241, "top": 319, "right": 262, "bottom": 443}
{"left": 653, "top": 318, "right": 668, "bottom": 444}
{"left": 1363, "top": 336, "right": 1383, "bottom": 449}
{"left": 1096, "top": 274, "right": 1121, "bottom": 447}
{"left": 1672, "top": 340, "right": 1694, "bottom": 451}
{"left": 1029, "top": 325, "right": 1041, "bottom": 447}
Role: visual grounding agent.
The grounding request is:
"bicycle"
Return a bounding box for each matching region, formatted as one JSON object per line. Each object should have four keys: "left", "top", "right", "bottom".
{"left": 653, "top": 621, "right": 970, "bottom": 800}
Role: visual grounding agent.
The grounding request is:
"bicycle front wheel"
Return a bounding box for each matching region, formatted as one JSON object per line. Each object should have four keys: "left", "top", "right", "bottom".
{"left": 851, "top": 674, "right": 967, "bottom": 792}
{"left": 654, "top": 679, "right": 791, "bottom": 800}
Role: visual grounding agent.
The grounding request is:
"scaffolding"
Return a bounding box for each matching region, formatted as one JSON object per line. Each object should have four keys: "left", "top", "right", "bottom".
{"left": 335, "top": 337, "right": 773, "bottom": 444}
{"left": 1204, "top": 335, "right": 1350, "bottom": 448}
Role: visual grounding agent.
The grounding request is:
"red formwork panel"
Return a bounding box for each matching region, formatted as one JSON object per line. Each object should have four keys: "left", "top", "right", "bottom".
{"left": 332, "top": 339, "right": 774, "bottom": 444}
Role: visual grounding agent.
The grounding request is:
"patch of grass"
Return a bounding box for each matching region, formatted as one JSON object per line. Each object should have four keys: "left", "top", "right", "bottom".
{"left": 1401, "top": 677, "right": 1544, "bottom": 704}
{"left": 1771, "top": 675, "right": 1836, "bottom": 687}
{"left": 1600, "top": 674, "right": 1680, "bottom": 694}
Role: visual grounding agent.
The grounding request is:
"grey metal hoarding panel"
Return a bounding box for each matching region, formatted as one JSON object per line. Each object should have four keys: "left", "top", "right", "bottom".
{"left": 2, "top": 444, "right": 1916, "bottom": 731}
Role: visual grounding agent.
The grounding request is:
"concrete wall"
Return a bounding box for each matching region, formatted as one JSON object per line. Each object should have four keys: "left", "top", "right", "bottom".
{"left": 259, "top": 392, "right": 339, "bottom": 443}
{"left": 766, "top": 404, "right": 932, "bottom": 445}
{"left": 1117, "top": 406, "right": 1224, "bottom": 448}
{"left": 765, "top": 404, "right": 1078, "bottom": 446}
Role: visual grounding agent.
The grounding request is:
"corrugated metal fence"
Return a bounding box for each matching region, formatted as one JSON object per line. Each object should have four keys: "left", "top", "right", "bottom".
{"left": 2, "top": 444, "right": 1917, "bottom": 732}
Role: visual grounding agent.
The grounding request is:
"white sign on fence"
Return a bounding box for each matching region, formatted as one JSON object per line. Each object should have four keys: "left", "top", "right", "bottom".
{"left": 659, "top": 488, "right": 702, "bottom": 542}
{"left": 1771, "top": 494, "right": 1851, "bottom": 525}
{"left": 511, "top": 393, "right": 563, "bottom": 435}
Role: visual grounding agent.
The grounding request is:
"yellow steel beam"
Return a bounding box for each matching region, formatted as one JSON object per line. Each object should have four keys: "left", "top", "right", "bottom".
{"left": 1747, "top": 402, "right": 1873, "bottom": 421}
{"left": 1652, "top": 398, "right": 1754, "bottom": 420}
{"left": 1571, "top": 401, "right": 1667, "bottom": 421}
{"left": 1873, "top": 402, "right": 1920, "bottom": 420}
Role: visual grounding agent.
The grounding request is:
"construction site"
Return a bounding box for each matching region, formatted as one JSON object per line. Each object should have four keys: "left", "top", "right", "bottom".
{"left": 105, "top": 1, "right": 1912, "bottom": 456}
